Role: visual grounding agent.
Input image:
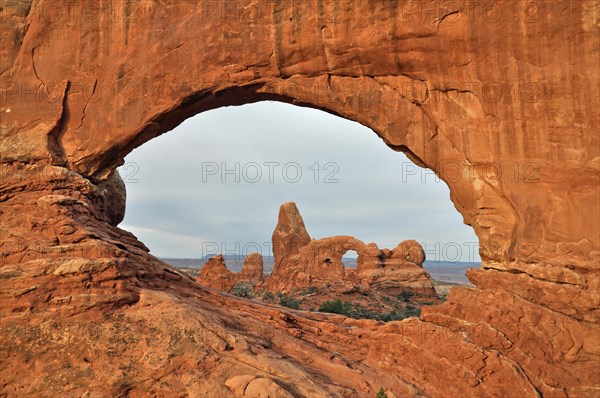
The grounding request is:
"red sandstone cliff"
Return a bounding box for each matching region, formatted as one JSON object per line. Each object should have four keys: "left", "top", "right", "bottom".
{"left": 1, "top": 1, "right": 598, "bottom": 396}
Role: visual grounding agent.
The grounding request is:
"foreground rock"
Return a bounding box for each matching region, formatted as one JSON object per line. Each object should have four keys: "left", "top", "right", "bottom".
{"left": 1, "top": 1, "right": 598, "bottom": 396}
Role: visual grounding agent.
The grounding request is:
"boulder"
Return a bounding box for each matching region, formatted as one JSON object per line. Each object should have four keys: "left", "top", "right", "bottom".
{"left": 391, "top": 240, "right": 426, "bottom": 266}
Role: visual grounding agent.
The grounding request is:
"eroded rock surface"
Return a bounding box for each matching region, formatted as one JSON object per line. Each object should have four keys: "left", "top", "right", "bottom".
{"left": 196, "top": 253, "right": 265, "bottom": 291}
{"left": 240, "top": 252, "right": 265, "bottom": 283}
{"left": 272, "top": 202, "right": 312, "bottom": 268}
{"left": 196, "top": 203, "right": 437, "bottom": 301}
{"left": 1, "top": 1, "right": 598, "bottom": 397}
{"left": 267, "top": 203, "right": 437, "bottom": 297}
{"left": 196, "top": 254, "right": 236, "bottom": 291}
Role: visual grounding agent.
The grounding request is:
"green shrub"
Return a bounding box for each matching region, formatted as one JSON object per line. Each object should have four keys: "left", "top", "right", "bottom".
{"left": 351, "top": 308, "right": 406, "bottom": 322}
{"left": 317, "top": 299, "right": 422, "bottom": 322}
{"left": 405, "top": 305, "right": 421, "bottom": 318}
{"left": 262, "top": 291, "right": 275, "bottom": 301}
{"left": 376, "top": 387, "right": 388, "bottom": 398}
{"left": 300, "top": 286, "right": 318, "bottom": 295}
{"left": 350, "top": 306, "right": 373, "bottom": 319}
{"left": 378, "top": 310, "right": 402, "bottom": 322}
{"left": 319, "top": 299, "right": 352, "bottom": 316}
{"left": 399, "top": 290, "right": 414, "bottom": 302}
{"left": 232, "top": 282, "right": 253, "bottom": 299}
{"left": 278, "top": 294, "right": 300, "bottom": 309}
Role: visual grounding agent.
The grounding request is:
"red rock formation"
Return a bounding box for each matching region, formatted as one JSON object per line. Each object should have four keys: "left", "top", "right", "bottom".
{"left": 195, "top": 254, "right": 236, "bottom": 291}
{"left": 1, "top": 1, "right": 598, "bottom": 396}
{"left": 239, "top": 252, "right": 265, "bottom": 283}
{"left": 391, "top": 240, "right": 426, "bottom": 265}
{"left": 196, "top": 253, "right": 265, "bottom": 291}
{"left": 196, "top": 204, "right": 435, "bottom": 303}
{"left": 271, "top": 202, "right": 311, "bottom": 267}
{"left": 225, "top": 375, "right": 294, "bottom": 397}
{"left": 267, "top": 203, "right": 437, "bottom": 296}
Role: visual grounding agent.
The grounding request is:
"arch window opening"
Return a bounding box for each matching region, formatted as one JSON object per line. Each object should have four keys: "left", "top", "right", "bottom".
{"left": 118, "top": 101, "right": 478, "bottom": 319}
{"left": 342, "top": 250, "right": 358, "bottom": 269}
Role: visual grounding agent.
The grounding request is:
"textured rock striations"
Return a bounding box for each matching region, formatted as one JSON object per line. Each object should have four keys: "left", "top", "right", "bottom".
{"left": 1, "top": 1, "right": 598, "bottom": 397}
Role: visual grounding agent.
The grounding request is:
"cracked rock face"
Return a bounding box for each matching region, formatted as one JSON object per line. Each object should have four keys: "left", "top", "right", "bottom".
{"left": 0, "top": 1, "right": 598, "bottom": 397}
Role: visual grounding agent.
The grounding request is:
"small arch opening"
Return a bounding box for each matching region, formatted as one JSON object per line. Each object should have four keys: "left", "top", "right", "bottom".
{"left": 342, "top": 250, "right": 358, "bottom": 269}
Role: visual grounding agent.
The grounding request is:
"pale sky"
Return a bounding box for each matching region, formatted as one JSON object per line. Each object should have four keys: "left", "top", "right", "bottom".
{"left": 119, "top": 102, "right": 480, "bottom": 262}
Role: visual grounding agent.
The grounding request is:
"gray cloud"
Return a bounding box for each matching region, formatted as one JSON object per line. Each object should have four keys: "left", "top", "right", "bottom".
{"left": 119, "top": 102, "right": 480, "bottom": 262}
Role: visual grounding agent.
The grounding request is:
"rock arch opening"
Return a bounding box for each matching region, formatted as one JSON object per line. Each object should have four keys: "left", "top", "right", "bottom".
{"left": 119, "top": 102, "right": 478, "bottom": 256}
{"left": 118, "top": 101, "right": 479, "bottom": 301}
{"left": 342, "top": 250, "right": 358, "bottom": 269}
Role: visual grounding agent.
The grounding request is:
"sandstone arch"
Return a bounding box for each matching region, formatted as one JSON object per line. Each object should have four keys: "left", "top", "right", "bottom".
{"left": 269, "top": 235, "right": 378, "bottom": 290}
{"left": 300, "top": 236, "right": 375, "bottom": 270}
{"left": 1, "top": 1, "right": 598, "bottom": 396}
{"left": 4, "top": 0, "right": 529, "bottom": 264}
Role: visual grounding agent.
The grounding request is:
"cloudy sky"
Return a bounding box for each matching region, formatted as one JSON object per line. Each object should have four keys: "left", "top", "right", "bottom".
{"left": 119, "top": 102, "right": 480, "bottom": 262}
